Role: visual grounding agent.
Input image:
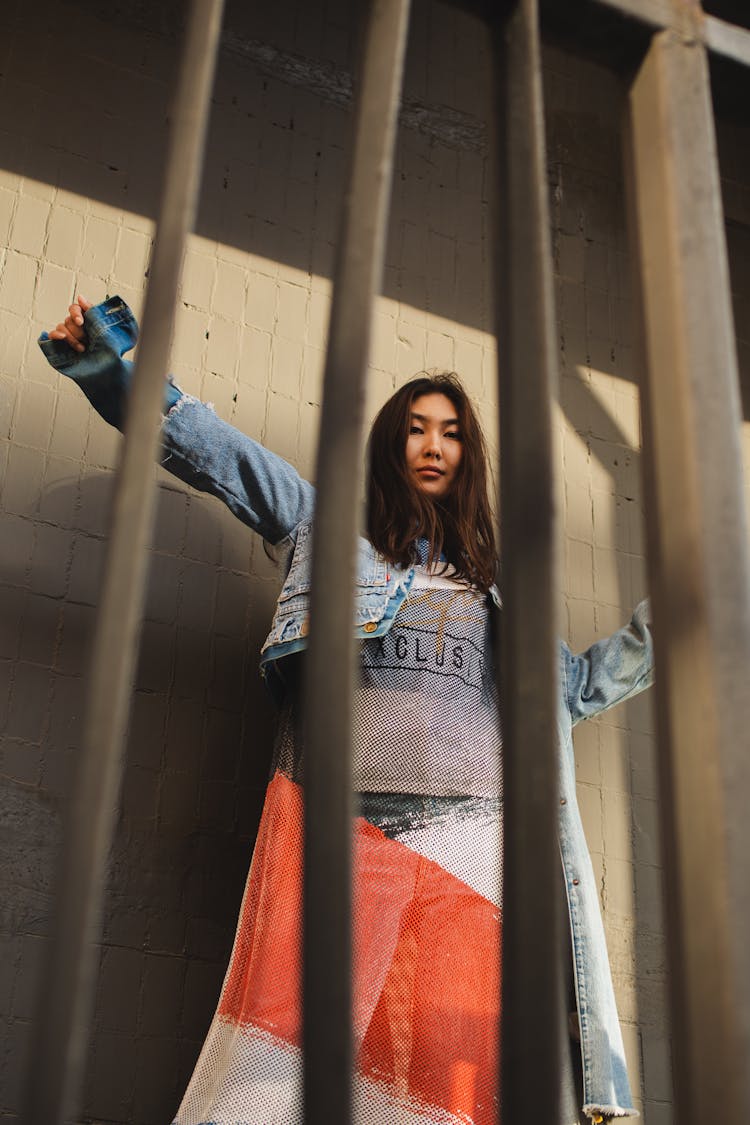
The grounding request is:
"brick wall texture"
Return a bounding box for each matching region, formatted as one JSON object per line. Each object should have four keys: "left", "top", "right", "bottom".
{"left": 1, "top": 0, "right": 750, "bottom": 1122}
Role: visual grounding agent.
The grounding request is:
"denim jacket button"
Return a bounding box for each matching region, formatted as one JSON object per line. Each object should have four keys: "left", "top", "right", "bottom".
{"left": 560, "top": 798, "right": 567, "bottom": 805}
{"left": 572, "top": 878, "right": 580, "bottom": 886}
{"left": 299, "top": 620, "right": 309, "bottom": 637}
{"left": 363, "top": 621, "right": 378, "bottom": 633}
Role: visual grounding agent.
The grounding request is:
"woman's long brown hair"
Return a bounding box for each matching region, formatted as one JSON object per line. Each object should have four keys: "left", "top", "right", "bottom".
{"left": 366, "top": 373, "right": 497, "bottom": 592}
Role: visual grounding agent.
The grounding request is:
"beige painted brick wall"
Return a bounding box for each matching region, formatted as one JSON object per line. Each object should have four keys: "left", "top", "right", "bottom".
{"left": 2, "top": 1, "right": 750, "bottom": 1121}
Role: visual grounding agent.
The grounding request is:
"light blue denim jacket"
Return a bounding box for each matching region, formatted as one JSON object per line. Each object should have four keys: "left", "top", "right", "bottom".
{"left": 40, "top": 297, "right": 653, "bottom": 1120}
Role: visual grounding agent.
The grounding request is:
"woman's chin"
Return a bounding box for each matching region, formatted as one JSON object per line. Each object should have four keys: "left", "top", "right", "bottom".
{"left": 414, "top": 476, "right": 448, "bottom": 499}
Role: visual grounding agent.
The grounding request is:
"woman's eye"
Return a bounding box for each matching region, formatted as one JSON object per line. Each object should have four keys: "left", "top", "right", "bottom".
{"left": 409, "top": 425, "right": 423, "bottom": 435}
{"left": 445, "top": 431, "right": 462, "bottom": 441}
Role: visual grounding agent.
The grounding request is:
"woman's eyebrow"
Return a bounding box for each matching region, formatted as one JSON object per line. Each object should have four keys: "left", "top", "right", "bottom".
{"left": 410, "top": 411, "right": 460, "bottom": 427}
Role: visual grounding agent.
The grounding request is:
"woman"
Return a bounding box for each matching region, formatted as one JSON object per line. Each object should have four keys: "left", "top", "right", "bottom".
{"left": 42, "top": 296, "right": 653, "bottom": 1124}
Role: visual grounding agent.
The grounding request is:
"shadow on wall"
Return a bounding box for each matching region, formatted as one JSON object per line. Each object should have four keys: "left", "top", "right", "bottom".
{"left": 1, "top": 0, "right": 493, "bottom": 336}
{"left": 556, "top": 208, "right": 750, "bottom": 1115}
{"left": 560, "top": 360, "right": 669, "bottom": 1104}
{"left": 0, "top": 466, "right": 278, "bottom": 1121}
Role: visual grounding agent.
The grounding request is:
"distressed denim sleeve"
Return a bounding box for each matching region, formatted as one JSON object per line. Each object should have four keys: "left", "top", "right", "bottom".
{"left": 160, "top": 397, "right": 316, "bottom": 544}
{"left": 564, "top": 600, "right": 654, "bottom": 726}
{"left": 37, "top": 296, "right": 175, "bottom": 427}
{"left": 38, "top": 295, "right": 315, "bottom": 544}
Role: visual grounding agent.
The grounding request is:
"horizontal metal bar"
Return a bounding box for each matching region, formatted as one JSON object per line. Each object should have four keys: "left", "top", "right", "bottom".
{"left": 21, "top": 2, "right": 226, "bottom": 1122}
{"left": 704, "top": 12, "right": 750, "bottom": 68}
{"left": 491, "top": 0, "right": 562, "bottom": 1120}
{"left": 302, "top": 1, "right": 412, "bottom": 1122}
{"left": 586, "top": 0, "right": 696, "bottom": 33}
{"left": 624, "top": 27, "right": 750, "bottom": 1124}
{"left": 549, "top": 0, "right": 750, "bottom": 69}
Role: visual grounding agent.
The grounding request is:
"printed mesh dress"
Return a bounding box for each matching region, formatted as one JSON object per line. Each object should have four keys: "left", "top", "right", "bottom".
{"left": 175, "top": 561, "right": 503, "bottom": 1125}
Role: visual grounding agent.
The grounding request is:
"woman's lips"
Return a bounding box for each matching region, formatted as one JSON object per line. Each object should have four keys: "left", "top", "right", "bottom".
{"left": 417, "top": 467, "right": 444, "bottom": 478}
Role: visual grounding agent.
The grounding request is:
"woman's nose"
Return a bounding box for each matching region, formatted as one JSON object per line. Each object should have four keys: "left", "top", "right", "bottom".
{"left": 424, "top": 433, "right": 442, "bottom": 458}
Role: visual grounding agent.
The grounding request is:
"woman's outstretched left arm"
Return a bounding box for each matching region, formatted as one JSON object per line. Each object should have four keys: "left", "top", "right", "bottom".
{"left": 563, "top": 600, "right": 654, "bottom": 726}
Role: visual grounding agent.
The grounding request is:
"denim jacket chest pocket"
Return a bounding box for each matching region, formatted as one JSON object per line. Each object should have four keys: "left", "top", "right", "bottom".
{"left": 278, "top": 522, "right": 390, "bottom": 599}
{"left": 270, "top": 521, "right": 393, "bottom": 647}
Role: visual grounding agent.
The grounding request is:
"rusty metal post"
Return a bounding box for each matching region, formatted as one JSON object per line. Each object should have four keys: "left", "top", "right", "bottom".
{"left": 625, "top": 27, "right": 750, "bottom": 1122}
{"left": 302, "top": 1, "right": 412, "bottom": 1122}
{"left": 491, "top": 0, "right": 562, "bottom": 1119}
{"left": 22, "top": 2, "right": 225, "bottom": 1121}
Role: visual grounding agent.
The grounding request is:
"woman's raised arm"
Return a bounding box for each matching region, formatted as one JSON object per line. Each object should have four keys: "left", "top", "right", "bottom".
{"left": 39, "top": 295, "right": 315, "bottom": 544}
{"left": 563, "top": 600, "right": 654, "bottom": 726}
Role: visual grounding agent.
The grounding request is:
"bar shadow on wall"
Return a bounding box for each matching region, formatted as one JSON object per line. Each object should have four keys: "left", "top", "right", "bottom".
{"left": 0, "top": 0, "right": 491, "bottom": 337}
{"left": 0, "top": 468, "right": 278, "bottom": 1121}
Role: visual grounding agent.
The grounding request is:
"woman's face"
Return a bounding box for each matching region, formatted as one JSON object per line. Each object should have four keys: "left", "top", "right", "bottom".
{"left": 405, "top": 392, "right": 463, "bottom": 500}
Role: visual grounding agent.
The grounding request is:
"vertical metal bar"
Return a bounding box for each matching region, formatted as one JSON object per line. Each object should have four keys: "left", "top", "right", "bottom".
{"left": 624, "top": 28, "right": 750, "bottom": 1123}
{"left": 490, "top": 0, "right": 562, "bottom": 1120}
{"left": 302, "top": 1, "right": 411, "bottom": 1121}
{"left": 22, "top": 3, "right": 225, "bottom": 1122}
